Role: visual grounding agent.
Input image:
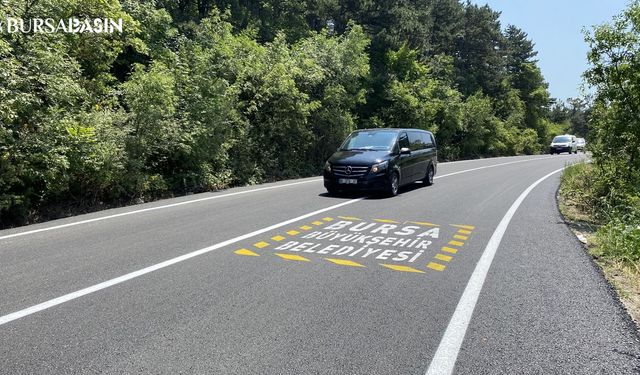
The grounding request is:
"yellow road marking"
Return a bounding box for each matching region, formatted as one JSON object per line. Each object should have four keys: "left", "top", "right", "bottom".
{"left": 286, "top": 230, "right": 300, "bottom": 236}
{"left": 407, "top": 221, "right": 439, "bottom": 227}
{"left": 374, "top": 219, "right": 399, "bottom": 223}
{"left": 271, "top": 235, "right": 285, "bottom": 241}
{"left": 312, "top": 221, "right": 323, "bottom": 225}
{"left": 442, "top": 247, "right": 458, "bottom": 254}
{"left": 380, "top": 264, "right": 425, "bottom": 273}
{"left": 434, "top": 254, "right": 453, "bottom": 262}
{"left": 275, "top": 253, "right": 310, "bottom": 262}
{"left": 448, "top": 240, "right": 464, "bottom": 247}
{"left": 451, "top": 224, "right": 475, "bottom": 230}
{"left": 299, "top": 225, "right": 313, "bottom": 230}
{"left": 322, "top": 217, "right": 334, "bottom": 222}
{"left": 458, "top": 229, "right": 472, "bottom": 235}
{"left": 235, "top": 248, "right": 259, "bottom": 257}
{"left": 325, "top": 258, "right": 366, "bottom": 267}
{"left": 453, "top": 235, "right": 468, "bottom": 240}
{"left": 338, "top": 216, "right": 361, "bottom": 221}
{"left": 254, "top": 241, "right": 269, "bottom": 249}
{"left": 427, "top": 262, "right": 446, "bottom": 271}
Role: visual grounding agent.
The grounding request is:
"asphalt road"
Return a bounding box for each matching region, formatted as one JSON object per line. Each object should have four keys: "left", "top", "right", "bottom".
{"left": 1, "top": 154, "right": 639, "bottom": 374}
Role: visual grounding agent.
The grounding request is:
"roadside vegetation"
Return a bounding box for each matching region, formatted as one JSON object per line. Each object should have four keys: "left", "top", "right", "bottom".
{"left": 559, "top": 2, "right": 640, "bottom": 326}
{"left": 0, "top": 0, "right": 587, "bottom": 227}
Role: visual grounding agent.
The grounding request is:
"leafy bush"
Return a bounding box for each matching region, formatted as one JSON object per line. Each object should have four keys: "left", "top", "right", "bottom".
{"left": 594, "top": 216, "right": 640, "bottom": 264}
{"left": 561, "top": 163, "right": 640, "bottom": 265}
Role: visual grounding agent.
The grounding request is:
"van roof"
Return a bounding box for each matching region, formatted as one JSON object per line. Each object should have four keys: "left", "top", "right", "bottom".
{"left": 353, "top": 128, "right": 433, "bottom": 134}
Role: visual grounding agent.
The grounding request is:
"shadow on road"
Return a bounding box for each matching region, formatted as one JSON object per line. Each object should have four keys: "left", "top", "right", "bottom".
{"left": 318, "top": 181, "right": 430, "bottom": 200}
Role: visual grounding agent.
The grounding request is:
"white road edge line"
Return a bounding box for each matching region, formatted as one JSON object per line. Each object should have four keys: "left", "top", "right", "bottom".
{"left": 0, "top": 179, "right": 322, "bottom": 241}
{"left": 0, "top": 155, "right": 555, "bottom": 241}
{"left": 0, "top": 197, "right": 364, "bottom": 326}
{"left": 441, "top": 154, "right": 551, "bottom": 165}
{"left": 434, "top": 156, "right": 554, "bottom": 180}
{"left": 0, "top": 158, "right": 564, "bottom": 326}
{"left": 425, "top": 167, "right": 566, "bottom": 375}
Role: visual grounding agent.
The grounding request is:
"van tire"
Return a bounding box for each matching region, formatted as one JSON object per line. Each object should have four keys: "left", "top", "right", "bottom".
{"left": 387, "top": 172, "right": 399, "bottom": 197}
{"left": 423, "top": 164, "right": 434, "bottom": 186}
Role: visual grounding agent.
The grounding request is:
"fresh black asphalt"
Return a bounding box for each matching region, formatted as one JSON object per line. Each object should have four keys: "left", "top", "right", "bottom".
{"left": 1, "top": 154, "right": 638, "bottom": 374}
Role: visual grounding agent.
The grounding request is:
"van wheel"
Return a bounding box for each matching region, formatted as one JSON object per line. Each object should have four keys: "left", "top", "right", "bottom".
{"left": 387, "top": 172, "right": 399, "bottom": 197}
{"left": 326, "top": 187, "right": 338, "bottom": 196}
{"left": 424, "top": 165, "right": 434, "bottom": 186}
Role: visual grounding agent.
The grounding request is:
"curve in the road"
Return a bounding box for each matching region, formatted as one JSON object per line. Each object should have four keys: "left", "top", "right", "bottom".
{"left": 425, "top": 167, "right": 565, "bottom": 375}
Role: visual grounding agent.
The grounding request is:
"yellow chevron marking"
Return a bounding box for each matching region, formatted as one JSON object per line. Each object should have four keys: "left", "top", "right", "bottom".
{"left": 338, "top": 216, "right": 362, "bottom": 221}
{"left": 434, "top": 254, "right": 453, "bottom": 262}
{"left": 325, "top": 258, "right": 366, "bottom": 267}
{"left": 427, "top": 262, "right": 446, "bottom": 271}
{"left": 451, "top": 224, "right": 475, "bottom": 230}
{"left": 275, "top": 253, "right": 310, "bottom": 262}
{"left": 234, "top": 249, "right": 259, "bottom": 257}
{"left": 254, "top": 241, "right": 269, "bottom": 249}
{"left": 380, "top": 264, "right": 425, "bottom": 273}
{"left": 407, "top": 221, "right": 440, "bottom": 227}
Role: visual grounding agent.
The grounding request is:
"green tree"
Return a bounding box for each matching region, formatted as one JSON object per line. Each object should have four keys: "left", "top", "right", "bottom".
{"left": 503, "top": 24, "right": 551, "bottom": 147}
{"left": 455, "top": 4, "right": 505, "bottom": 97}
{"left": 585, "top": 2, "right": 640, "bottom": 194}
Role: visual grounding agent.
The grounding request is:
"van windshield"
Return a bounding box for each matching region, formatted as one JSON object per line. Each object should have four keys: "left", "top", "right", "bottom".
{"left": 340, "top": 131, "right": 397, "bottom": 151}
{"left": 553, "top": 136, "right": 571, "bottom": 143}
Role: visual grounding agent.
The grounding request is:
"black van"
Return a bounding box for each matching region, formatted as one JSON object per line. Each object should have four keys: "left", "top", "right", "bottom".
{"left": 323, "top": 128, "right": 437, "bottom": 196}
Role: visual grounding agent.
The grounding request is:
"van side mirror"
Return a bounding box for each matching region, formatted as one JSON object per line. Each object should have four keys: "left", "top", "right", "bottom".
{"left": 400, "top": 147, "right": 411, "bottom": 155}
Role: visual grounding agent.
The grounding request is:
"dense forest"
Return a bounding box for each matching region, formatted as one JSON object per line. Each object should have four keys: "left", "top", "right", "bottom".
{"left": 0, "top": 0, "right": 586, "bottom": 226}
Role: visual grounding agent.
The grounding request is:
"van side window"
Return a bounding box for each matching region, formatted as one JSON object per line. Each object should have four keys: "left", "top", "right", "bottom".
{"left": 422, "top": 133, "right": 434, "bottom": 148}
{"left": 398, "top": 132, "right": 410, "bottom": 150}
{"left": 408, "top": 131, "right": 424, "bottom": 151}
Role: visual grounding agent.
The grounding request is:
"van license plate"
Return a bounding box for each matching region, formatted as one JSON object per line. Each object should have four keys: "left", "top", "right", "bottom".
{"left": 338, "top": 178, "right": 358, "bottom": 184}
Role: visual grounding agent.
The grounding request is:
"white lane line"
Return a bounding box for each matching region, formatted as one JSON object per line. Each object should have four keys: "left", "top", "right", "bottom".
{"left": 434, "top": 156, "right": 554, "bottom": 180}
{"left": 441, "top": 155, "right": 551, "bottom": 165}
{"left": 425, "top": 167, "right": 565, "bottom": 375}
{"left": 0, "top": 197, "right": 364, "bottom": 326}
{"left": 0, "top": 155, "right": 555, "bottom": 241}
{"left": 0, "top": 179, "right": 322, "bottom": 241}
